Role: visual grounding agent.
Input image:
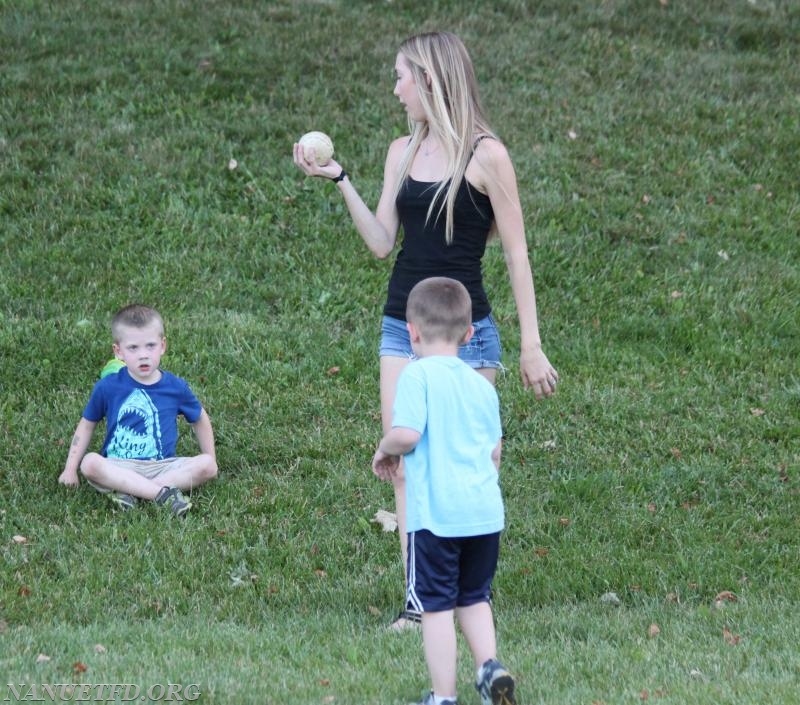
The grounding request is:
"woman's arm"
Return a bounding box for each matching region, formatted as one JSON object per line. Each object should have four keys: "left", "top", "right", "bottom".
{"left": 293, "top": 137, "right": 408, "bottom": 259}
{"left": 473, "top": 139, "right": 559, "bottom": 398}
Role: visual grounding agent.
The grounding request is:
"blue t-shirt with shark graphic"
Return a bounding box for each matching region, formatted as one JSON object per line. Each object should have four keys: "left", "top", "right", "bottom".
{"left": 82, "top": 367, "right": 203, "bottom": 460}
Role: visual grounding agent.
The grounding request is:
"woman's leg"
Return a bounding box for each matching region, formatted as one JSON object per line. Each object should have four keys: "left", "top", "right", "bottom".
{"left": 477, "top": 367, "right": 497, "bottom": 385}
{"left": 380, "top": 354, "right": 414, "bottom": 628}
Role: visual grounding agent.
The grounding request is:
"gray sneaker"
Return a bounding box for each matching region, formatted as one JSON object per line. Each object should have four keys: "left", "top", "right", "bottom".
{"left": 413, "top": 692, "right": 457, "bottom": 705}
{"left": 475, "top": 659, "right": 516, "bottom": 705}
{"left": 154, "top": 486, "right": 192, "bottom": 517}
{"left": 109, "top": 492, "right": 137, "bottom": 511}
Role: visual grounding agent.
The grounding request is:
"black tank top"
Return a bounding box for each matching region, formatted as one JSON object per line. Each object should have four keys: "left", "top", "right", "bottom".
{"left": 384, "top": 176, "right": 494, "bottom": 321}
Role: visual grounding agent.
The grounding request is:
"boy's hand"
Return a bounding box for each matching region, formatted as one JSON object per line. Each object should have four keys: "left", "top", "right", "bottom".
{"left": 372, "top": 449, "right": 400, "bottom": 482}
{"left": 58, "top": 468, "right": 80, "bottom": 487}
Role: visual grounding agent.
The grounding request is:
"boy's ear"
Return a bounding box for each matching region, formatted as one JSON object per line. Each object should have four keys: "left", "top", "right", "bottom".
{"left": 461, "top": 324, "right": 474, "bottom": 345}
{"left": 112, "top": 342, "right": 121, "bottom": 358}
{"left": 407, "top": 321, "right": 422, "bottom": 344}
{"left": 161, "top": 337, "right": 167, "bottom": 353}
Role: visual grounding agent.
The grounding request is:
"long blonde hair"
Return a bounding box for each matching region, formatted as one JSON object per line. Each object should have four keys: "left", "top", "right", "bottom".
{"left": 392, "top": 31, "right": 497, "bottom": 243}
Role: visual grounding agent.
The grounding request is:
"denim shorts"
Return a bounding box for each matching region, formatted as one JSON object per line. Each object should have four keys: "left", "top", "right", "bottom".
{"left": 379, "top": 314, "right": 503, "bottom": 369}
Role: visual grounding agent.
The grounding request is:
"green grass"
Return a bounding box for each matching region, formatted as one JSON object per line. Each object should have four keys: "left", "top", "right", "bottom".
{"left": 1, "top": 0, "right": 799, "bottom": 703}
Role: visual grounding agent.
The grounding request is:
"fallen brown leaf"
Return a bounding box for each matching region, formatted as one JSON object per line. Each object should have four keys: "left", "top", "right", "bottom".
{"left": 723, "top": 627, "right": 741, "bottom": 645}
{"left": 648, "top": 623, "right": 661, "bottom": 638}
{"left": 372, "top": 509, "right": 398, "bottom": 532}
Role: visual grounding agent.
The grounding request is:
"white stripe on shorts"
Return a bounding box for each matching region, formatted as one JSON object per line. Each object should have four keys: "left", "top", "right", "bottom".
{"left": 405, "top": 531, "right": 424, "bottom": 613}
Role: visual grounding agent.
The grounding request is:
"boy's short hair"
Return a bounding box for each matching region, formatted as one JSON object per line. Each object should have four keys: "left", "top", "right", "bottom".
{"left": 111, "top": 304, "right": 164, "bottom": 342}
{"left": 406, "top": 277, "right": 472, "bottom": 343}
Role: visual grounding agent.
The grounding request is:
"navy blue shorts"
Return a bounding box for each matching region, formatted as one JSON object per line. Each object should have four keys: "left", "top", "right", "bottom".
{"left": 405, "top": 529, "right": 500, "bottom": 613}
{"left": 379, "top": 314, "right": 503, "bottom": 370}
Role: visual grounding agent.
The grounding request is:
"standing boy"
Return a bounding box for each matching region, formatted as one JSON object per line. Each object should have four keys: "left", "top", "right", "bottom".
{"left": 372, "top": 277, "right": 516, "bottom": 705}
{"left": 58, "top": 304, "right": 218, "bottom": 516}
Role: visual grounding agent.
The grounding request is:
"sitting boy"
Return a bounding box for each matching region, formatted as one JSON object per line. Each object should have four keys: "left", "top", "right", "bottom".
{"left": 58, "top": 304, "right": 218, "bottom": 516}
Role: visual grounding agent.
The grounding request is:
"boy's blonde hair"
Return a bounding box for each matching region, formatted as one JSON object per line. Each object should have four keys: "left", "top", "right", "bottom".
{"left": 392, "top": 31, "right": 498, "bottom": 244}
{"left": 111, "top": 304, "right": 164, "bottom": 342}
{"left": 406, "top": 277, "right": 472, "bottom": 344}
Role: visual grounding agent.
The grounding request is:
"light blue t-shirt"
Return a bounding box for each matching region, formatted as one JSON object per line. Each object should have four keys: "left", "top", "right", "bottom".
{"left": 392, "top": 355, "right": 504, "bottom": 538}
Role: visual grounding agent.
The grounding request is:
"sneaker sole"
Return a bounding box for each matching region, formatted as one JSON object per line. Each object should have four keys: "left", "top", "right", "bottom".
{"left": 490, "top": 674, "right": 516, "bottom": 705}
{"left": 173, "top": 502, "right": 192, "bottom": 517}
{"left": 110, "top": 495, "right": 137, "bottom": 511}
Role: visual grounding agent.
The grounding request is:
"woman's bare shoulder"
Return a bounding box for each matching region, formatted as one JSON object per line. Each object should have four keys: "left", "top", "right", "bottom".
{"left": 473, "top": 134, "right": 511, "bottom": 166}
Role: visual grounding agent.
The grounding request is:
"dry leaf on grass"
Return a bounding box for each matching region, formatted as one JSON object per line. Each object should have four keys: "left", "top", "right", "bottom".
{"left": 723, "top": 627, "right": 741, "bottom": 645}
{"left": 372, "top": 509, "right": 398, "bottom": 532}
{"left": 713, "top": 591, "right": 737, "bottom": 609}
{"left": 648, "top": 623, "right": 661, "bottom": 638}
{"left": 600, "top": 592, "right": 621, "bottom": 607}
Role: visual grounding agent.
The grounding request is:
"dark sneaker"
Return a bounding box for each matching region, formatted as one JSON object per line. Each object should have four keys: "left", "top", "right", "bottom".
{"left": 390, "top": 608, "right": 422, "bottom": 631}
{"left": 413, "top": 692, "right": 457, "bottom": 705}
{"left": 154, "top": 486, "right": 192, "bottom": 517}
{"left": 476, "top": 659, "right": 516, "bottom": 705}
{"left": 109, "top": 492, "right": 137, "bottom": 511}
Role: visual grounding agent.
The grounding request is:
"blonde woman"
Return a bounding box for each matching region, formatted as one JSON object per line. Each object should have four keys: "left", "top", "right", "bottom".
{"left": 293, "top": 30, "right": 558, "bottom": 637}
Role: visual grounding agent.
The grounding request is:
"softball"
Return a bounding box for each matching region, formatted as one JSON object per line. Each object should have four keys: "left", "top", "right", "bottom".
{"left": 298, "top": 131, "right": 334, "bottom": 165}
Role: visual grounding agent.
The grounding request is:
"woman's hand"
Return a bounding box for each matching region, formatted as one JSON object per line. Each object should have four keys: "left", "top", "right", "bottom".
{"left": 520, "top": 346, "right": 559, "bottom": 399}
{"left": 292, "top": 143, "right": 342, "bottom": 180}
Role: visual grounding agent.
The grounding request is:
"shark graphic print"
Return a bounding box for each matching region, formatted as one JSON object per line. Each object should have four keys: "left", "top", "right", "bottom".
{"left": 106, "top": 388, "right": 164, "bottom": 460}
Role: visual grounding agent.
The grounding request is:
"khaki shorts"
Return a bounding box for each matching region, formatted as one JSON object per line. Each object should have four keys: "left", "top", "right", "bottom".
{"left": 87, "top": 457, "right": 192, "bottom": 493}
